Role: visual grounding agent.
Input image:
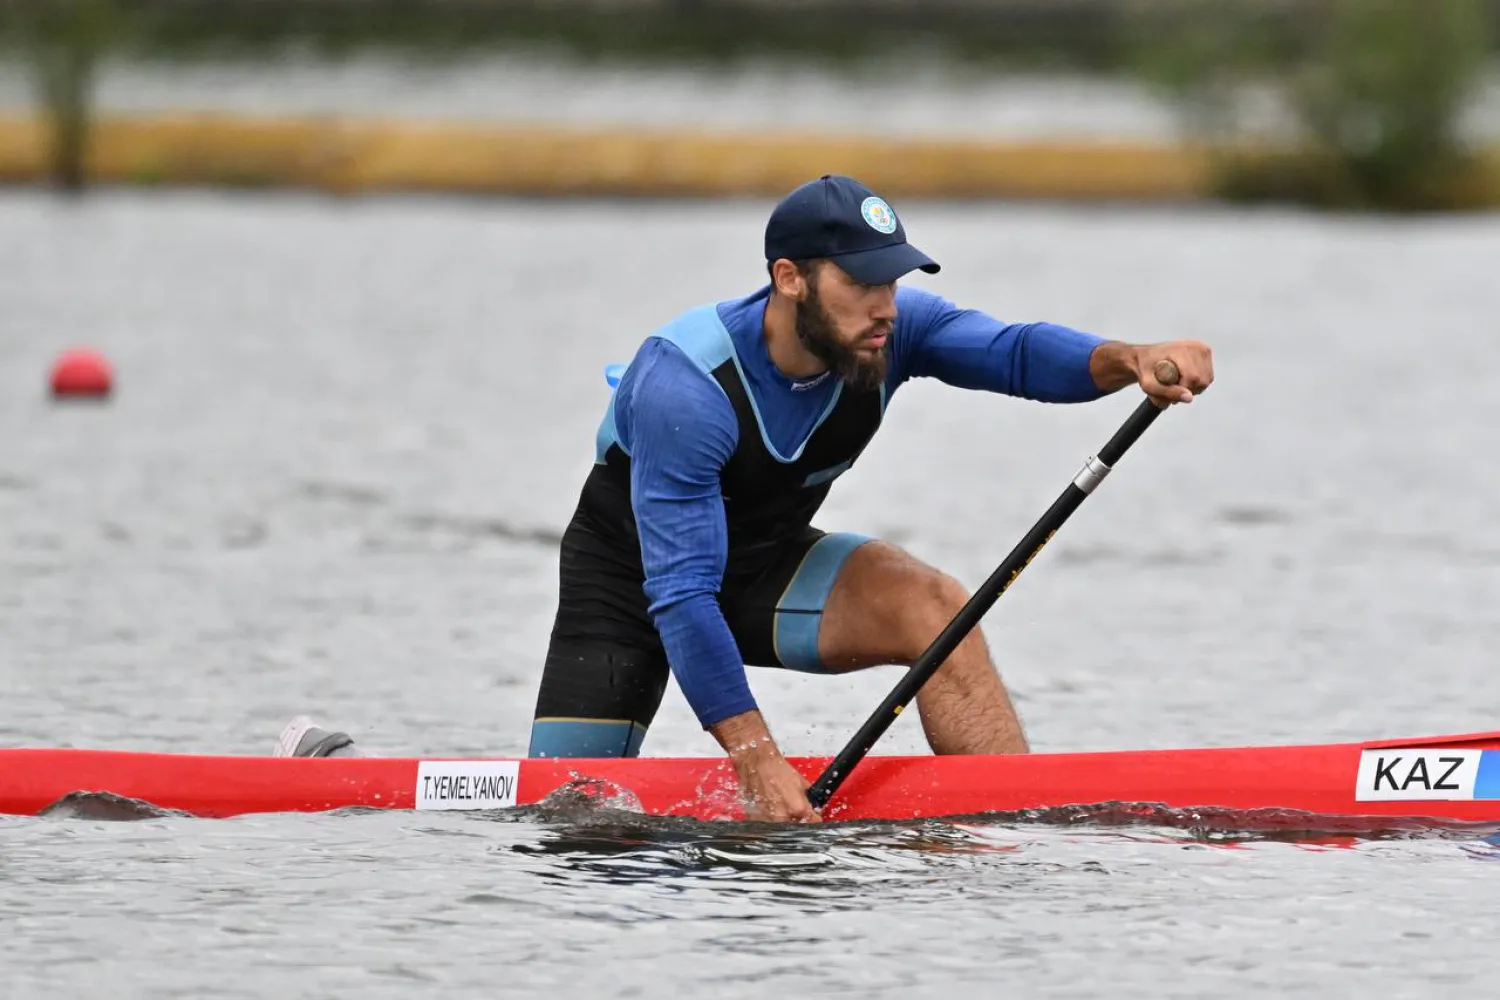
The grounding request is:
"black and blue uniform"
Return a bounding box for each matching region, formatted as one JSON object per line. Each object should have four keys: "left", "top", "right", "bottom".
{"left": 528, "top": 283, "right": 1111, "bottom": 758}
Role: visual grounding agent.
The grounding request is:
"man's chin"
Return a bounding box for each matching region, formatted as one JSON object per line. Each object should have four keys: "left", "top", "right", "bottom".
{"left": 842, "top": 357, "right": 887, "bottom": 391}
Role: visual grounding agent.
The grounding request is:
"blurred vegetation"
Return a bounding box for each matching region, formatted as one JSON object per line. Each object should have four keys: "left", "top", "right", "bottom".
{"left": 1, "top": 0, "right": 1498, "bottom": 208}
{"left": 6, "top": 0, "right": 125, "bottom": 190}
{"left": 0, "top": 0, "right": 1138, "bottom": 192}
{"left": 0, "top": 0, "right": 1155, "bottom": 68}
{"left": 1135, "top": 0, "right": 1495, "bottom": 210}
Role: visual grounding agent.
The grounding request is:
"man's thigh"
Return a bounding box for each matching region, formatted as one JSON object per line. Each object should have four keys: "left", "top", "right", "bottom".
{"left": 721, "top": 529, "right": 915, "bottom": 674}
{"left": 529, "top": 517, "right": 670, "bottom": 758}
{"left": 814, "top": 539, "right": 967, "bottom": 671}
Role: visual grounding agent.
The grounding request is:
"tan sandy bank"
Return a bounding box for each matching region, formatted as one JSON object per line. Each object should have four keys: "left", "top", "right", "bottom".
{"left": 0, "top": 112, "right": 1213, "bottom": 199}
{"left": 1, "top": 112, "right": 1495, "bottom": 205}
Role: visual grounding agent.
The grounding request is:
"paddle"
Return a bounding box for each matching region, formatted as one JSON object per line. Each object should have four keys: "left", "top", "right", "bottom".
{"left": 805, "top": 360, "right": 1183, "bottom": 811}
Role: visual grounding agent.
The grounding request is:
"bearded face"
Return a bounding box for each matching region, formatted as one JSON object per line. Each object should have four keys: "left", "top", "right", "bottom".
{"left": 793, "top": 268, "right": 890, "bottom": 392}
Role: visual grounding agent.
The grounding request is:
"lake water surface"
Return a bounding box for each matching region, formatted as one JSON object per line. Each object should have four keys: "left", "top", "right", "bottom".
{"left": 3, "top": 189, "right": 1500, "bottom": 997}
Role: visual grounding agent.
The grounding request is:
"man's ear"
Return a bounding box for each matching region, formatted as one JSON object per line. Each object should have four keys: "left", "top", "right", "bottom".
{"left": 770, "top": 258, "right": 807, "bottom": 300}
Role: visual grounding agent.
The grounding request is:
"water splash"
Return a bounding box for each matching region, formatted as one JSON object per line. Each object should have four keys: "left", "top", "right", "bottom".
{"left": 533, "top": 775, "right": 646, "bottom": 817}
{"left": 38, "top": 792, "right": 186, "bottom": 821}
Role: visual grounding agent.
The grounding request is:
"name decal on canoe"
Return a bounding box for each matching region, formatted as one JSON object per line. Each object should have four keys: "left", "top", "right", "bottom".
{"left": 415, "top": 760, "right": 521, "bottom": 810}
{"left": 1354, "top": 749, "right": 1496, "bottom": 801}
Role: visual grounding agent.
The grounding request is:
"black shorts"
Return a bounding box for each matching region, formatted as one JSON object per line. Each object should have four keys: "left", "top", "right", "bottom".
{"left": 528, "top": 516, "right": 871, "bottom": 758}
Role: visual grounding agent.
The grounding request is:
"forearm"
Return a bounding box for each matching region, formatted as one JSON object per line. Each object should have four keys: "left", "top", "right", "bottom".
{"left": 902, "top": 307, "right": 1108, "bottom": 401}
{"left": 649, "top": 590, "right": 758, "bottom": 728}
{"left": 620, "top": 336, "right": 754, "bottom": 729}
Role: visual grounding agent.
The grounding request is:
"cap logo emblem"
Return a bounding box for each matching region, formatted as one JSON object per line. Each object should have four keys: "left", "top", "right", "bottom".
{"left": 860, "top": 196, "right": 898, "bottom": 235}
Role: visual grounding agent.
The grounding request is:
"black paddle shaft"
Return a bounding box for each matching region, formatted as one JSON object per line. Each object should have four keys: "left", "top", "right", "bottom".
{"left": 806, "top": 361, "right": 1182, "bottom": 811}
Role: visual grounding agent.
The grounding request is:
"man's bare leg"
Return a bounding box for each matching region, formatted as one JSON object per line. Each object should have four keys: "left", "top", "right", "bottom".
{"left": 815, "top": 540, "right": 1028, "bottom": 755}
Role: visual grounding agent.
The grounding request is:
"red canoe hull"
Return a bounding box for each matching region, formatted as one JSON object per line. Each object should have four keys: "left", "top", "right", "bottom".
{"left": 5, "top": 731, "right": 1500, "bottom": 825}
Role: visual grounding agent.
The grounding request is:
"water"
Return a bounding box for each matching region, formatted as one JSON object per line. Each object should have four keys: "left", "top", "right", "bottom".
{"left": 2, "top": 53, "right": 1500, "bottom": 140}
{"left": 0, "top": 54, "right": 1185, "bottom": 138}
{"left": 4, "top": 188, "right": 1500, "bottom": 996}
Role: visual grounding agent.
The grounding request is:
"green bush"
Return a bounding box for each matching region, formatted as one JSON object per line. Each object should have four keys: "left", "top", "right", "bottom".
{"left": 1139, "top": 0, "right": 1494, "bottom": 210}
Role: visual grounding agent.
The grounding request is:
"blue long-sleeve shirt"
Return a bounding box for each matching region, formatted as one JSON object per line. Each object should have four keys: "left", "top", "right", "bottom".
{"left": 610, "top": 284, "right": 1109, "bottom": 730}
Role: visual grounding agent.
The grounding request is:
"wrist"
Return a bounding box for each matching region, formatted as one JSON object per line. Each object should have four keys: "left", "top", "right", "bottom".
{"left": 1088, "top": 340, "right": 1141, "bottom": 391}
{"left": 727, "top": 736, "right": 783, "bottom": 762}
{"left": 709, "top": 710, "right": 780, "bottom": 763}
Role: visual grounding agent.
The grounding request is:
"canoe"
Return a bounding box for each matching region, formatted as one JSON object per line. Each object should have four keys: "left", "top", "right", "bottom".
{"left": 5, "top": 729, "right": 1500, "bottom": 826}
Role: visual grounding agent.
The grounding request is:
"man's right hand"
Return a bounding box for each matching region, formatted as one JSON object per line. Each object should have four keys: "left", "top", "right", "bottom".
{"left": 710, "top": 709, "right": 821, "bottom": 823}
{"left": 731, "top": 742, "right": 821, "bottom": 823}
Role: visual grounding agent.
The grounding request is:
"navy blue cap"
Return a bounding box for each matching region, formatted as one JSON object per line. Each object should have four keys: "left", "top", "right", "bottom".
{"left": 765, "top": 175, "right": 939, "bottom": 285}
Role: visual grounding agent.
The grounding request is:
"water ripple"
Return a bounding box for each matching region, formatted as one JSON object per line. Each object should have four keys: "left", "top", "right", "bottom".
{"left": 6, "top": 189, "right": 1500, "bottom": 998}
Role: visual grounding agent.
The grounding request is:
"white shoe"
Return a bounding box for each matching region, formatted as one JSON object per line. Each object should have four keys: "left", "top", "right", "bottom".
{"left": 274, "top": 715, "right": 358, "bottom": 758}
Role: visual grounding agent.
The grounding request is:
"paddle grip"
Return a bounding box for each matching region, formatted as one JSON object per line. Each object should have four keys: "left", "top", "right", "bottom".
{"left": 1154, "top": 359, "right": 1180, "bottom": 386}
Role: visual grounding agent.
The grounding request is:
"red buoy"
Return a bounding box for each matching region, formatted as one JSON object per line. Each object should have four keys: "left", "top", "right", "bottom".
{"left": 50, "top": 348, "right": 113, "bottom": 399}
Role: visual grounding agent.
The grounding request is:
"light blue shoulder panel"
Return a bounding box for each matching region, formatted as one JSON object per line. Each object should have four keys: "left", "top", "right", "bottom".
{"left": 592, "top": 305, "right": 736, "bottom": 463}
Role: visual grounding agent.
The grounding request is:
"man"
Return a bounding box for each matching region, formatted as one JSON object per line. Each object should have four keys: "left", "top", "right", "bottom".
{"left": 279, "top": 175, "right": 1213, "bottom": 823}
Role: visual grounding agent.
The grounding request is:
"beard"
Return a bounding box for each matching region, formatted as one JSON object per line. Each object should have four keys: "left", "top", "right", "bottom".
{"left": 794, "top": 288, "right": 889, "bottom": 392}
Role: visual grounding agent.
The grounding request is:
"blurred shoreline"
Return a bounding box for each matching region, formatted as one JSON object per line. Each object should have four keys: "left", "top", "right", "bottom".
{"left": 0, "top": 111, "right": 1225, "bottom": 201}
{"left": 2, "top": 55, "right": 1500, "bottom": 204}
{"left": 0, "top": 55, "right": 1193, "bottom": 140}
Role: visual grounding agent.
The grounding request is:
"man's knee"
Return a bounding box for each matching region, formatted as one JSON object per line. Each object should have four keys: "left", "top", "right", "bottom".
{"left": 818, "top": 540, "right": 980, "bottom": 668}
{"left": 898, "top": 570, "right": 974, "bottom": 661}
